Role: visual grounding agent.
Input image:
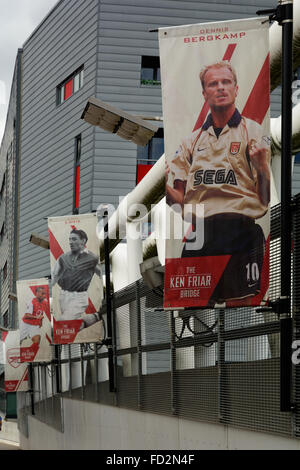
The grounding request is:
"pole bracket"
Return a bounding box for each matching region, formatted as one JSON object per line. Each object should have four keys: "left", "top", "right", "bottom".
{"left": 256, "top": 3, "right": 293, "bottom": 24}
{"left": 256, "top": 296, "right": 290, "bottom": 316}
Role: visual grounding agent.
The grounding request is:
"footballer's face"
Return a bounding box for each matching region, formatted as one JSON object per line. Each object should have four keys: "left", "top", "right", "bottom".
{"left": 36, "top": 288, "right": 47, "bottom": 302}
{"left": 202, "top": 66, "right": 238, "bottom": 110}
{"left": 69, "top": 233, "right": 85, "bottom": 253}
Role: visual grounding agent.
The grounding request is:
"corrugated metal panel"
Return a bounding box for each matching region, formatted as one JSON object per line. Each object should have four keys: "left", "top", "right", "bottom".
{"left": 18, "top": 0, "right": 98, "bottom": 280}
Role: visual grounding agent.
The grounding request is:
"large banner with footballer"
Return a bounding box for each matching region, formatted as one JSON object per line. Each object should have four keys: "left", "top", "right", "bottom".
{"left": 17, "top": 279, "right": 52, "bottom": 362}
{"left": 3, "top": 331, "right": 28, "bottom": 393}
{"left": 159, "top": 18, "right": 270, "bottom": 309}
{"left": 48, "top": 213, "right": 104, "bottom": 344}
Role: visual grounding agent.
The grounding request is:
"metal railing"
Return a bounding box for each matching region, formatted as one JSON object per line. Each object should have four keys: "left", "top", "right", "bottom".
{"left": 18, "top": 196, "right": 300, "bottom": 440}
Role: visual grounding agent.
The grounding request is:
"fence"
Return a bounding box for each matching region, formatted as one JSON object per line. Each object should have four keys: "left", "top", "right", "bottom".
{"left": 18, "top": 195, "right": 300, "bottom": 440}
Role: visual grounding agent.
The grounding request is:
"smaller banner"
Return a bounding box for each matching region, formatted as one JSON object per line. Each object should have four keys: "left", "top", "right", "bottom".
{"left": 17, "top": 279, "right": 52, "bottom": 362}
{"left": 3, "top": 331, "right": 28, "bottom": 392}
{"left": 48, "top": 213, "right": 104, "bottom": 344}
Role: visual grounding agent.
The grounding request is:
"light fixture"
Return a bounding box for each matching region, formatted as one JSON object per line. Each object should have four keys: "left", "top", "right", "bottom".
{"left": 8, "top": 292, "right": 17, "bottom": 302}
{"left": 29, "top": 233, "right": 50, "bottom": 250}
{"left": 81, "top": 97, "right": 159, "bottom": 146}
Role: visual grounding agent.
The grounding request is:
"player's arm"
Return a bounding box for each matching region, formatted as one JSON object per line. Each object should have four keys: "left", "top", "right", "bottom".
{"left": 22, "top": 302, "right": 34, "bottom": 321}
{"left": 166, "top": 160, "right": 186, "bottom": 208}
{"left": 248, "top": 140, "right": 271, "bottom": 207}
{"left": 51, "top": 257, "right": 62, "bottom": 286}
{"left": 94, "top": 263, "right": 102, "bottom": 277}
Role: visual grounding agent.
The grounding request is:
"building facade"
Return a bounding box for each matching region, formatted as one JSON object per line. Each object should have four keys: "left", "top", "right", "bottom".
{"left": 4, "top": 0, "right": 282, "bottom": 294}
{"left": 1, "top": 0, "right": 300, "bottom": 449}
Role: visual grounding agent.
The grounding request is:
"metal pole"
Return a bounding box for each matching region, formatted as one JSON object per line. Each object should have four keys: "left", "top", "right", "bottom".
{"left": 80, "top": 344, "right": 85, "bottom": 400}
{"left": 136, "top": 282, "right": 142, "bottom": 410}
{"left": 279, "top": 0, "right": 294, "bottom": 412}
{"left": 94, "top": 343, "right": 99, "bottom": 402}
{"left": 28, "top": 363, "right": 35, "bottom": 416}
{"left": 103, "top": 208, "right": 115, "bottom": 392}
{"left": 68, "top": 344, "right": 72, "bottom": 398}
{"left": 55, "top": 345, "right": 61, "bottom": 394}
{"left": 170, "top": 312, "right": 177, "bottom": 415}
{"left": 218, "top": 310, "right": 225, "bottom": 422}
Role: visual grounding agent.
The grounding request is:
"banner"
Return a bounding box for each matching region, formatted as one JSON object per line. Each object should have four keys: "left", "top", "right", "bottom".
{"left": 17, "top": 279, "right": 52, "bottom": 362}
{"left": 3, "top": 331, "right": 28, "bottom": 392}
{"left": 160, "top": 18, "right": 270, "bottom": 309}
{"left": 48, "top": 213, "right": 104, "bottom": 344}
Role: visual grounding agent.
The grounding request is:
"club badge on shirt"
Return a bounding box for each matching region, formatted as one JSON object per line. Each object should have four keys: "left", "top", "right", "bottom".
{"left": 230, "top": 142, "right": 241, "bottom": 155}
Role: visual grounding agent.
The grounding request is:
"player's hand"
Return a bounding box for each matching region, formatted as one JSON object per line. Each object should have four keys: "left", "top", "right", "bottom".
{"left": 165, "top": 160, "right": 170, "bottom": 179}
{"left": 248, "top": 139, "right": 271, "bottom": 174}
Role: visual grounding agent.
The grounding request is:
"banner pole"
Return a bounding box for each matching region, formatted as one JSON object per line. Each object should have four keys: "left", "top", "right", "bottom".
{"left": 103, "top": 208, "right": 115, "bottom": 393}
{"left": 279, "top": 0, "right": 293, "bottom": 412}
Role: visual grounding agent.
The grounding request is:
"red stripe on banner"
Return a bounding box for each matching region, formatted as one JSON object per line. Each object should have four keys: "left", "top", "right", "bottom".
{"left": 17, "top": 367, "right": 29, "bottom": 391}
{"left": 52, "top": 318, "right": 83, "bottom": 344}
{"left": 164, "top": 255, "right": 231, "bottom": 308}
{"left": 242, "top": 54, "right": 270, "bottom": 125}
{"left": 222, "top": 43, "right": 237, "bottom": 60}
{"left": 85, "top": 299, "right": 97, "bottom": 314}
{"left": 48, "top": 229, "right": 64, "bottom": 260}
{"left": 20, "top": 342, "right": 39, "bottom": 363}
{"left": 46, "top": 334, "right": 51, "bottom": 344}
{"left": 2, "top": 332, "right": 8, "bottom": 342}
{"left": 5, "top": 381, "right": 19, "bottom": 392}
{"left": 193, "top": 43, "right": 237, "bottom": 131}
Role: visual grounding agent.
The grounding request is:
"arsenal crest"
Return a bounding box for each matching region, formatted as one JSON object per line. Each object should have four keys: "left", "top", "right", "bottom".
{"left": 7, "top": 349, "right": 21, "bottom": 369}
{"left": 230, "top": 142, "right": 241, "bottom": 155}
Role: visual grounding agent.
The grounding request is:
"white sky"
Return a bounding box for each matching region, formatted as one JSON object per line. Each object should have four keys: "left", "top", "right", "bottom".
{"left": 0, "top": 0, "right": 58, "bottom": 142}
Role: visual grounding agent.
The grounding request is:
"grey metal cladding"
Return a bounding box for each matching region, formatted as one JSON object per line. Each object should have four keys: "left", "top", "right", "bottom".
{"left": 18, "top": 0, "right": 98, "bottom": 280}
{"left": 0, "top": 52, "right": 22, "bottom": 325}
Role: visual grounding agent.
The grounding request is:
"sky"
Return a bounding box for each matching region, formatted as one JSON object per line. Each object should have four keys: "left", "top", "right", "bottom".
{"left": 0, "top": 0, "right": 58, "bottom": 142}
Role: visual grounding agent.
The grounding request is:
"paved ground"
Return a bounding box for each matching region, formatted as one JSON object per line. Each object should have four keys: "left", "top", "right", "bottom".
{"left": 0, "top": 439, "right": 20, "bottom": 450}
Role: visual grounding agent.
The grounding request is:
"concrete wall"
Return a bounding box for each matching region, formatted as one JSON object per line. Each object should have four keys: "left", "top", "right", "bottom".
{"left": 19, "top": 399, "right": 300, "bottom": 450}
{"left": 0, "top": 413, "right": 19, "bottom": 443}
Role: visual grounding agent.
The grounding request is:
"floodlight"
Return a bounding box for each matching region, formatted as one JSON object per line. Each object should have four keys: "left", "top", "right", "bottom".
{"left": 29, "top": 233, "right": 50, "bottom": 250}
{"left": 81, "top": 97, "right": 159, "bottom": 146}
{"left": 8, "top": 292, "right": 17, "bottom": 302}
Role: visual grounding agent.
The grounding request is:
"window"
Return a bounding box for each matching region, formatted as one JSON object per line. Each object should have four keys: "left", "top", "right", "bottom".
{"left": 3, "top": 311, "right": 8, "bottom": 329}
{"left": 57, "top": 66, "right": 84, "bottom": 105}
{"left": 137, "top": 128, "right": 164, "bottom": 163}
{"left": 141, "top": 56, "right": 161, "bottom": 86}
{"left": 0, "top": 223, "right": 5, "bottom": 243}
{"left": 3, "top": 262, "right": 7, "bottom": 281}
{"left": 73, "top": 135, "right": 81, "bottom": 214}
{"left": 0, "top": 173, "right": 5, "bottom": 201}
{"left": 136, "top": 128, "right": 164, "bottom": 184}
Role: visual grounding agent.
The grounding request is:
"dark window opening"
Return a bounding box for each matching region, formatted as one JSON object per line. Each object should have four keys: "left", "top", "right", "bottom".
{"left": 136, "top": 128, "right": 164, "bottom": 184}
{"left": 57, "top": 66, "right": 84, "bottom": 105}
{"left": 0, "top": 224, "right": 5, "bottom": 243}
{"left": 137, "top": 128, "right": 164, "bottom": 164}
{"left": 0, "top": 174, "right": 6, "bottom": 200}
{"left": 141, "top": 56, "right": 161, "bottom": 86}
{"left": 3, "top": 262, "right": 7, "bottom": 281}
{"left": 3, "top": 311, "right": 8, "bottom": 329}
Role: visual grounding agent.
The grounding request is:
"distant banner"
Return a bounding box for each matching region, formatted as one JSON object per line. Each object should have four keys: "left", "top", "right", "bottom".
{"left": 17, "top": 279, "right": 52, "bottom": 362}
{"left": 160, "top": 18, "right": 270, "bottom": 309}
{"left": 3, "top": 331, "right": 28, "bottom": 392}
{"left": 48, "top": 213, "right": 104, "bottom": 344}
